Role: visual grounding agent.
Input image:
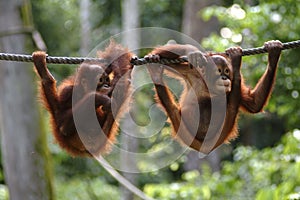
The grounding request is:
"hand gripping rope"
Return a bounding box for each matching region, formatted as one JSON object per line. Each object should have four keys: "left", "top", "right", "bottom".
{"left": 0, "top": 40, "right": 299, "bottom": 66}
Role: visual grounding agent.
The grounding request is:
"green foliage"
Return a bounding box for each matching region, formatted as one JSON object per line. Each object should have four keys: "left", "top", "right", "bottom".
{"left": 90, "top": 0, "right": 122, "bottom": 28}
{"left": 55, "top": 177, "right": 119, "bottom": 200}
{"left": 0, "top": 185, "right": 9, "bottom": 200}
{"left": 31, "top": 0, "right": 80, "bottom": 56}
{"left": 145, "top": 130, "right": 300, "bottom": 200}
{"left": 140, "top": 0, "right": 184, "bottom": 30}
{"left": 31, "top": 0, "right": 79, "bottom": 80}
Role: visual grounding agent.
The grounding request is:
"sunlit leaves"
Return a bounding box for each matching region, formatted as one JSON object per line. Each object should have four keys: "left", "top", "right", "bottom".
{"left": 145, "top": 132, "right": 300, "bottom": 200}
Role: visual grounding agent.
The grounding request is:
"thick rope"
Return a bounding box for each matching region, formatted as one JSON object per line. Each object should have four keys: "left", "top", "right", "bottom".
{"left": 0, "top": 53, "right": 105, "bottom": 64}
{"left": 241, "top": 40, "right": 300, "bottom": 56}
{"left": 0, "top": 40, "right": 300, "bottom": 65}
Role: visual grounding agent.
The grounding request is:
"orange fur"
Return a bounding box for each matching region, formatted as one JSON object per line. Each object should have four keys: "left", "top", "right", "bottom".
{"left": 146, "top": 41, "right": 282, "bottom": 153}
{"left": 33, "top": 41, "right": 133, "bottom": 157}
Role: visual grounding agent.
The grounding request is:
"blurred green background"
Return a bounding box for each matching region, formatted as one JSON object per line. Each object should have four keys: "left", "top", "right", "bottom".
{"left": 0, "top": 0, "right": 300, "bottom": 199}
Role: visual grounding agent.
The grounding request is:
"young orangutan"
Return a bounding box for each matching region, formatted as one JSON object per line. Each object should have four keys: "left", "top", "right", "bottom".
{"left": 33, "top": 41, "right": 133, "bottom": 156}
{"left": 145, "top": 40, "right": 282, "bottom": 153}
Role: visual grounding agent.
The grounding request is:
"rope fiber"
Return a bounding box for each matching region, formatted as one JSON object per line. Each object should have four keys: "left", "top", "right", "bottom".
{"left": 0, "top": 40, "right": 300, "bottom": 66}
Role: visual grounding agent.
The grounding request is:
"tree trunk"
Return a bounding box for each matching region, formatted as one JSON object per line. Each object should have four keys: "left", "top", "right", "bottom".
{"left": 122, "top": 0, "right": 140, "bottom": 50}
{"left": 120, "top": 0, "right": 140, "bottom": 200}
{"left": 0, "top": 0, "right": 53, "bottom": 199}
{"left": 182, "top": 0, "right": 220, "bottom": 42}
{"left": 80, "top": 0, "right": 91, "bottom": 56}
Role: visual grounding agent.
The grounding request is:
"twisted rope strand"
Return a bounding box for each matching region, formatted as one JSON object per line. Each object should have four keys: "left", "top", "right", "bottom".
{"left": 0, "top": 53, "right": 105, "bottom": 64}
{"left": 241, "top": 40, "right": 300, "bottom": 56}
{"left": 0, "top": 40, "right": 300, "bottom": 66}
